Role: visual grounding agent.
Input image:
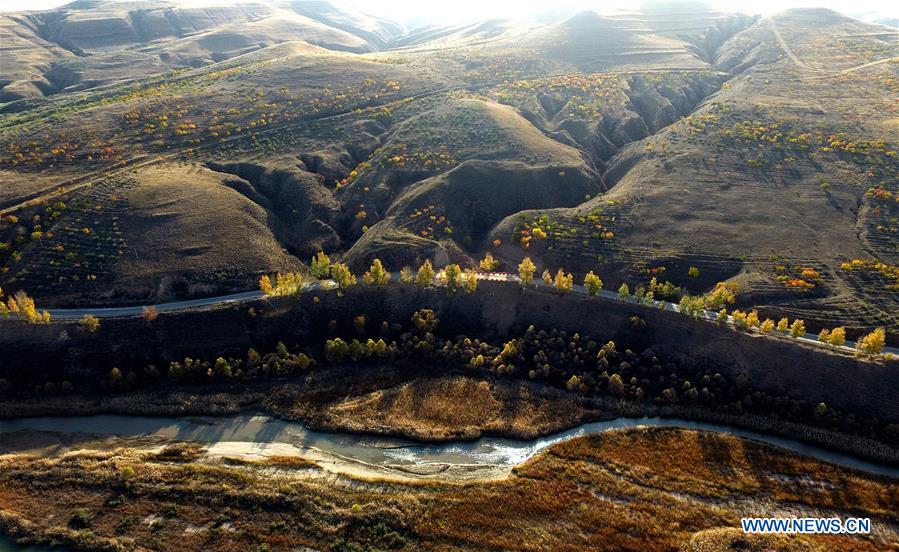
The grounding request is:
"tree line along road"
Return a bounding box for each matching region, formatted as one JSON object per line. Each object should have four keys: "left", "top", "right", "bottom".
{"left": 38, "top": 271, "right": 898, "bottom": 357}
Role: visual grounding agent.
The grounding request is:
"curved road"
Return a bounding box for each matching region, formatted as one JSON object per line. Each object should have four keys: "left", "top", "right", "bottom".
{"left": 42, "top": 271, "right": 898, "bottom": 356}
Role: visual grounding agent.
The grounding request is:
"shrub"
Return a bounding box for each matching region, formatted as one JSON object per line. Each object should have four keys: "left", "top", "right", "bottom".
{"left": 678, "top": 295, "right": 704, "bottom": 319}
{"left": 81, "top": 314, "right": 100, "bottom": 334}
{"left": 70, "top": 509, "right": 93, "bottom": 529}
{"left": 214, "top": 357, "right": 232, "bottom": 378}
{"left": 479, "top": 252, "right": 500, "bottom": 271}
{"left": 608, "top": 373, "right": 625, "bottom": 396}
{"left": 412, "top": 309, "right": 439, "bottom": 332}
{"left": 325, "top": 338, "right": 349, "bottom": 363}
{"left": 688, "top": 266, "right": 700, "bottom": 278}
{"left": 399, "top": 266, "right": 413, "bottom": 284}
{"left": 142, "top": 306, "right": 158, "bottom": 322}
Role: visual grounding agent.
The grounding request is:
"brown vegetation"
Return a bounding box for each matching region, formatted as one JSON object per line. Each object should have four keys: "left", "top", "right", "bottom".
{"left": 0, "top": 427, "right": 894, "bottom": 551}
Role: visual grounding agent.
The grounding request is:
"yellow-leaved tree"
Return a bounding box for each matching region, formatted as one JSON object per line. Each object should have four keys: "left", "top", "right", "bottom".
{"left": 518, "top": 257, "right": 536, "bottom": 286}
{"left": 584, "top": 271, "right": 603, "bottom": 296}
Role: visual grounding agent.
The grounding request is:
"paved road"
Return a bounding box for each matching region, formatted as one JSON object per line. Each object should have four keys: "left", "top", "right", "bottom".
{"left": 45, "top": 290, "right": 264, "bottom": 319}
{"left": 42, "top": 271, "right": 898, "bottom": 356}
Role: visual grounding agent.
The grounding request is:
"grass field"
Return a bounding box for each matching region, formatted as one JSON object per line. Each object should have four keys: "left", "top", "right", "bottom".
{"left": 0, "top": 425, "right": 895, "bottom": 551}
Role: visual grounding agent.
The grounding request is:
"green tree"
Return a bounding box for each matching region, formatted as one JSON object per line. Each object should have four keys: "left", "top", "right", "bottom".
{"left": 310, "top": 251, "right": 331, "bottom": 279}
{"left": 353, "top": 314, "right": 367, "bottom": 335}
{"left": 442, "top": 263, "right": 462, "bottom": 293}
{"left": 325, "top": 338, "right": 349, "bottom": 363}
{"left": 584, "top": 271, "right": 603, "bottom": 296}
{"left": 214, "top": 357, "right": 232, "bottom": 379}
{"left": 415, "top": 260, "right": 435, "bottom": 287}
{"left": 412, "top": 309, "right": 439, "bottom": 332}
{"left": 678, "top": 295, "right": 704, "bottom": 319}
{"left": 330, "top": 263, "right": 356, "bottom": 292}
{"left": 608, "top": 373, "right": 625, "bottom": 396}
{"left": 362, "top": 259, "right": 389, "bottom": 286}
{"left": 518, "top": 257, "right": 536, "bottom": 286}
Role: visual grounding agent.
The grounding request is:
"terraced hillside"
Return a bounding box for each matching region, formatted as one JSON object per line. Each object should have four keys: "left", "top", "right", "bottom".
{"left": 1, "top": 2, "right": 896, "bottom": 341}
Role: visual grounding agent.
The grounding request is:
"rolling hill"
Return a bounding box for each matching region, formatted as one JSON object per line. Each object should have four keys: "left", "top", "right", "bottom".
{"left": 1, "top": 1, "right": 896, "bottom": 339}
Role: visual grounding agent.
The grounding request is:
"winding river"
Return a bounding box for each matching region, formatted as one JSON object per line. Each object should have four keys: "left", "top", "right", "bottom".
{"left": 1, "top": 414, "right": 897, "bottom": 478}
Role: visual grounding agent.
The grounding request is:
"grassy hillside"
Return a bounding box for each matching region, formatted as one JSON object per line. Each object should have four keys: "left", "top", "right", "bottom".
{"left": 0, "top": 4, "right": 896, "bottom": 338}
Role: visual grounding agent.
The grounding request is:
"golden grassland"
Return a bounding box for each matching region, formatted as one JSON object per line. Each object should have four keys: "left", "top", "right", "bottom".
{"left": 0, "top": 427, "right": 896, "bottom": 551}
{"left": 270, "top": 375, "right": 596, "bottom": 440}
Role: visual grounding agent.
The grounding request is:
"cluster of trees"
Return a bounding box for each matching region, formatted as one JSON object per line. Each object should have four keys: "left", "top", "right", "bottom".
{"left": 0, "top": 288, "right": 51, "bottom": 323}
{"left": 259, "top": 272, "right": 310, "bottom": 297}
{"left": 255, "top": 252, "right": 892, "bottom": 359}
{"left": 540, "top": 268, "right": 574, "bottom": 293}
{"left": 102, "top": 340, "right": 316, "bottom": 392}
{"left": 2, "top": 301, "right": 889, "bottom": 442}
{"left": 707, "top": 307, "right": 888, "bottom": 358}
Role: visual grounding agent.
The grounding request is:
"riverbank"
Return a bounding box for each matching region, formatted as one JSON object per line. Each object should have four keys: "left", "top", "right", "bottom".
{"left": 0, "top": 424, "right": 895, "bottom": 552}
{"left": 2, "top": 414, "right": 898, "bottom": 479}
{"left": 1, "top": 372, "right": 897, "bottom": 466}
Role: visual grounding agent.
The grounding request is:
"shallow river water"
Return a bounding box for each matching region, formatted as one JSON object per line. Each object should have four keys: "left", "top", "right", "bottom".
{"left": 0, "top": 414, "right": 897, "bottom": 478}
